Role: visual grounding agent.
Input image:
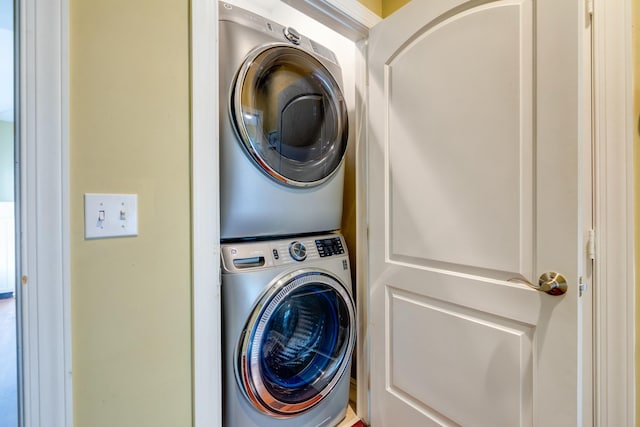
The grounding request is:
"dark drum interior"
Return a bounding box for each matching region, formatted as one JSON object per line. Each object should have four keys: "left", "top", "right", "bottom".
{"left": 235, "top": 46, "right": 348, "bottom": 185}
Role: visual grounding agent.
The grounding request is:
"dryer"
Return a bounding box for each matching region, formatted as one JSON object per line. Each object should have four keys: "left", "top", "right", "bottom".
{"left": 219, "top": 2, "right": 350, "bottom": 240}
{"left": 221, "top": 233, "right": 355, "bottom": 427}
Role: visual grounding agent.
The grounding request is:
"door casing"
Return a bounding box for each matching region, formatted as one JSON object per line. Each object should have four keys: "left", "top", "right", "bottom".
{"left": 19, "top": 0, "right": 73, "bottom": 425}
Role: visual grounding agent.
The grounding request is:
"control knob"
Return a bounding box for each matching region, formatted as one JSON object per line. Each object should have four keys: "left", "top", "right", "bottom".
{"left": 289, "top": 241, "right": 307, "bottom": 261}
{"left": 284, "top": 27, "right": 301, "bottom": 45}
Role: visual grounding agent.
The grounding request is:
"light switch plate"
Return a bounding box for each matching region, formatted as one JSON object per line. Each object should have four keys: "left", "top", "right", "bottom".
{"left": 84, "top": 193, "right": 138, "bottom": 239}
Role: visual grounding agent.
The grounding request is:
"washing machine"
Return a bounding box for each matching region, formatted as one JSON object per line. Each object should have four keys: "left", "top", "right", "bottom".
{"left": 219, "top": 2, "right": 350, "bottom": 240}
{"left": 221, "top": 233, "right": 356, "bottom": 427}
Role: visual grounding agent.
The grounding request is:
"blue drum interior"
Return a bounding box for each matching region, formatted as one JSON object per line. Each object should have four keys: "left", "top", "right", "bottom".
{"left": 249, "top": 279, "right": 353, "bottom": 406}
{"left": 262, "top": 291, "right": 337, "bottom": 386}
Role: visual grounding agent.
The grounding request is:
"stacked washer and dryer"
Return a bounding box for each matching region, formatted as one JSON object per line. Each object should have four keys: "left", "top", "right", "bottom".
{"left": 218, "top": 3, "right": 356, "bottom": 427}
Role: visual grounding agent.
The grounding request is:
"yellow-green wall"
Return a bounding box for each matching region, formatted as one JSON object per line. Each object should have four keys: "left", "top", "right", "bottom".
{"left": 357, "top": 0, "right": 409, "bottom": 17}
{"left": 381, "top": 0, "right": 410, "bottom": 17}
{"left": 634, "top": 0, "right": 640, "bottom": 424}
{"left": 70, "top": 0, "right": 192, "bottom": 425}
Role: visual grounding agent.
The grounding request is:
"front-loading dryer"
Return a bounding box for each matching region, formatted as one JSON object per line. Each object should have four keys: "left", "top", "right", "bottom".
{"left": 219, "top": 2, "right": 350, "bottom": 240}
{"left": 221, "top": 233, "right": 355, "bottom": 427}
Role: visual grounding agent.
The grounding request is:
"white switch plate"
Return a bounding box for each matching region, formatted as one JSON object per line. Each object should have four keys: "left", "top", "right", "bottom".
{"left": 84, "top": 193, "right": 138, "bottom": 239}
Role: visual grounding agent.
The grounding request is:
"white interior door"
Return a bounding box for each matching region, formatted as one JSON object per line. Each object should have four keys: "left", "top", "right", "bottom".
{"left": 367, "top": 0, "right": 587, "bottom": 426}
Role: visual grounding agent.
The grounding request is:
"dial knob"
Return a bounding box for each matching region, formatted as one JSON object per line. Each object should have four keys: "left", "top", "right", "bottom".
{"left": 289, "top": 241, "right": 307, "bottom": 261}
{"left": 283, "top": 27, "right": 301, "bottom": 45}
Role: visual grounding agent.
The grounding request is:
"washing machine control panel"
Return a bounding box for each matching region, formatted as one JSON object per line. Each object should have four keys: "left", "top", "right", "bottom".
{"left": 315, "top": 237, "right": 345, "bottom": 257}
{"left": 221, "top": 234, "right": 347, "bottom": 273}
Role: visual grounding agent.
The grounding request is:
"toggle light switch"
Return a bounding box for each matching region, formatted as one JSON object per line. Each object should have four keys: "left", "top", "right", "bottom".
{"left": 84, "top": 193, "right": 138, "bottom": 239}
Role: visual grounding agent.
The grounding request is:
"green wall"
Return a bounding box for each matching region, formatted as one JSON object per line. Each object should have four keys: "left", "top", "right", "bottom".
{"left": 69, "top": 0, "right": 192, "bottom": 425}
{"left": 0, "top": 120, "right": 13, "bottom": 202}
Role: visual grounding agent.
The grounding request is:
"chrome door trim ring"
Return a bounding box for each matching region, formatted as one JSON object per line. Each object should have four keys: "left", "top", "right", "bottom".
{"left": 236, "top": 268, "right": 356, "bottom": 417}
{"left": 230, "top": 43, "right": 348, "bottom": 188}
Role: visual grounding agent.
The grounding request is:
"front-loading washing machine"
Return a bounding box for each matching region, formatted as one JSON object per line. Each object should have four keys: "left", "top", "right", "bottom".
{"left": 219, "top": 2, "right": 350, "bottom": 240}
{"left": 221, "top": 233, "right": 356, "bottom": 427}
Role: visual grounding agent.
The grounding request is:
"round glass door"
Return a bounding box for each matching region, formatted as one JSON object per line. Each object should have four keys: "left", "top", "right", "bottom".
{"left": 238, "top": 271, "right": 355, "bottom": 417}
{"left": 232, "top": 44, "right": 349, "bottom": 187}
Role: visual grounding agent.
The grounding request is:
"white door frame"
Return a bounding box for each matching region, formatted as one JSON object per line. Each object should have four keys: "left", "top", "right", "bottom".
{"left": 19, "top": 0, "right": 72, "bottom": 426}
{"left": 26, "top": 0, "right": 633, "bottom": 426}
{"left": 191, "top": 0, "right": 222, "bottom": 426}
{"left": 591, "top": 0, "right": 635, "bottom": 424}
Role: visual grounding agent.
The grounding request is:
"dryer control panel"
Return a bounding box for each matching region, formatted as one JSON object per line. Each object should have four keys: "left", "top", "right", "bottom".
{"left": 219, "top": 2, "right": 339, "bottom": 64}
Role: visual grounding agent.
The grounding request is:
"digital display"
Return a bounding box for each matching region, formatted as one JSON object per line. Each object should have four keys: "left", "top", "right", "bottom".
{"left": 315, "top": 237, "right": 344, "bottom": 257}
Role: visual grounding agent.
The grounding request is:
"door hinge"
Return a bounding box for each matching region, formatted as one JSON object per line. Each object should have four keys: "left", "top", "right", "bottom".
{"left": 587, "top": 229, "right": 596, "bottom": 261}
